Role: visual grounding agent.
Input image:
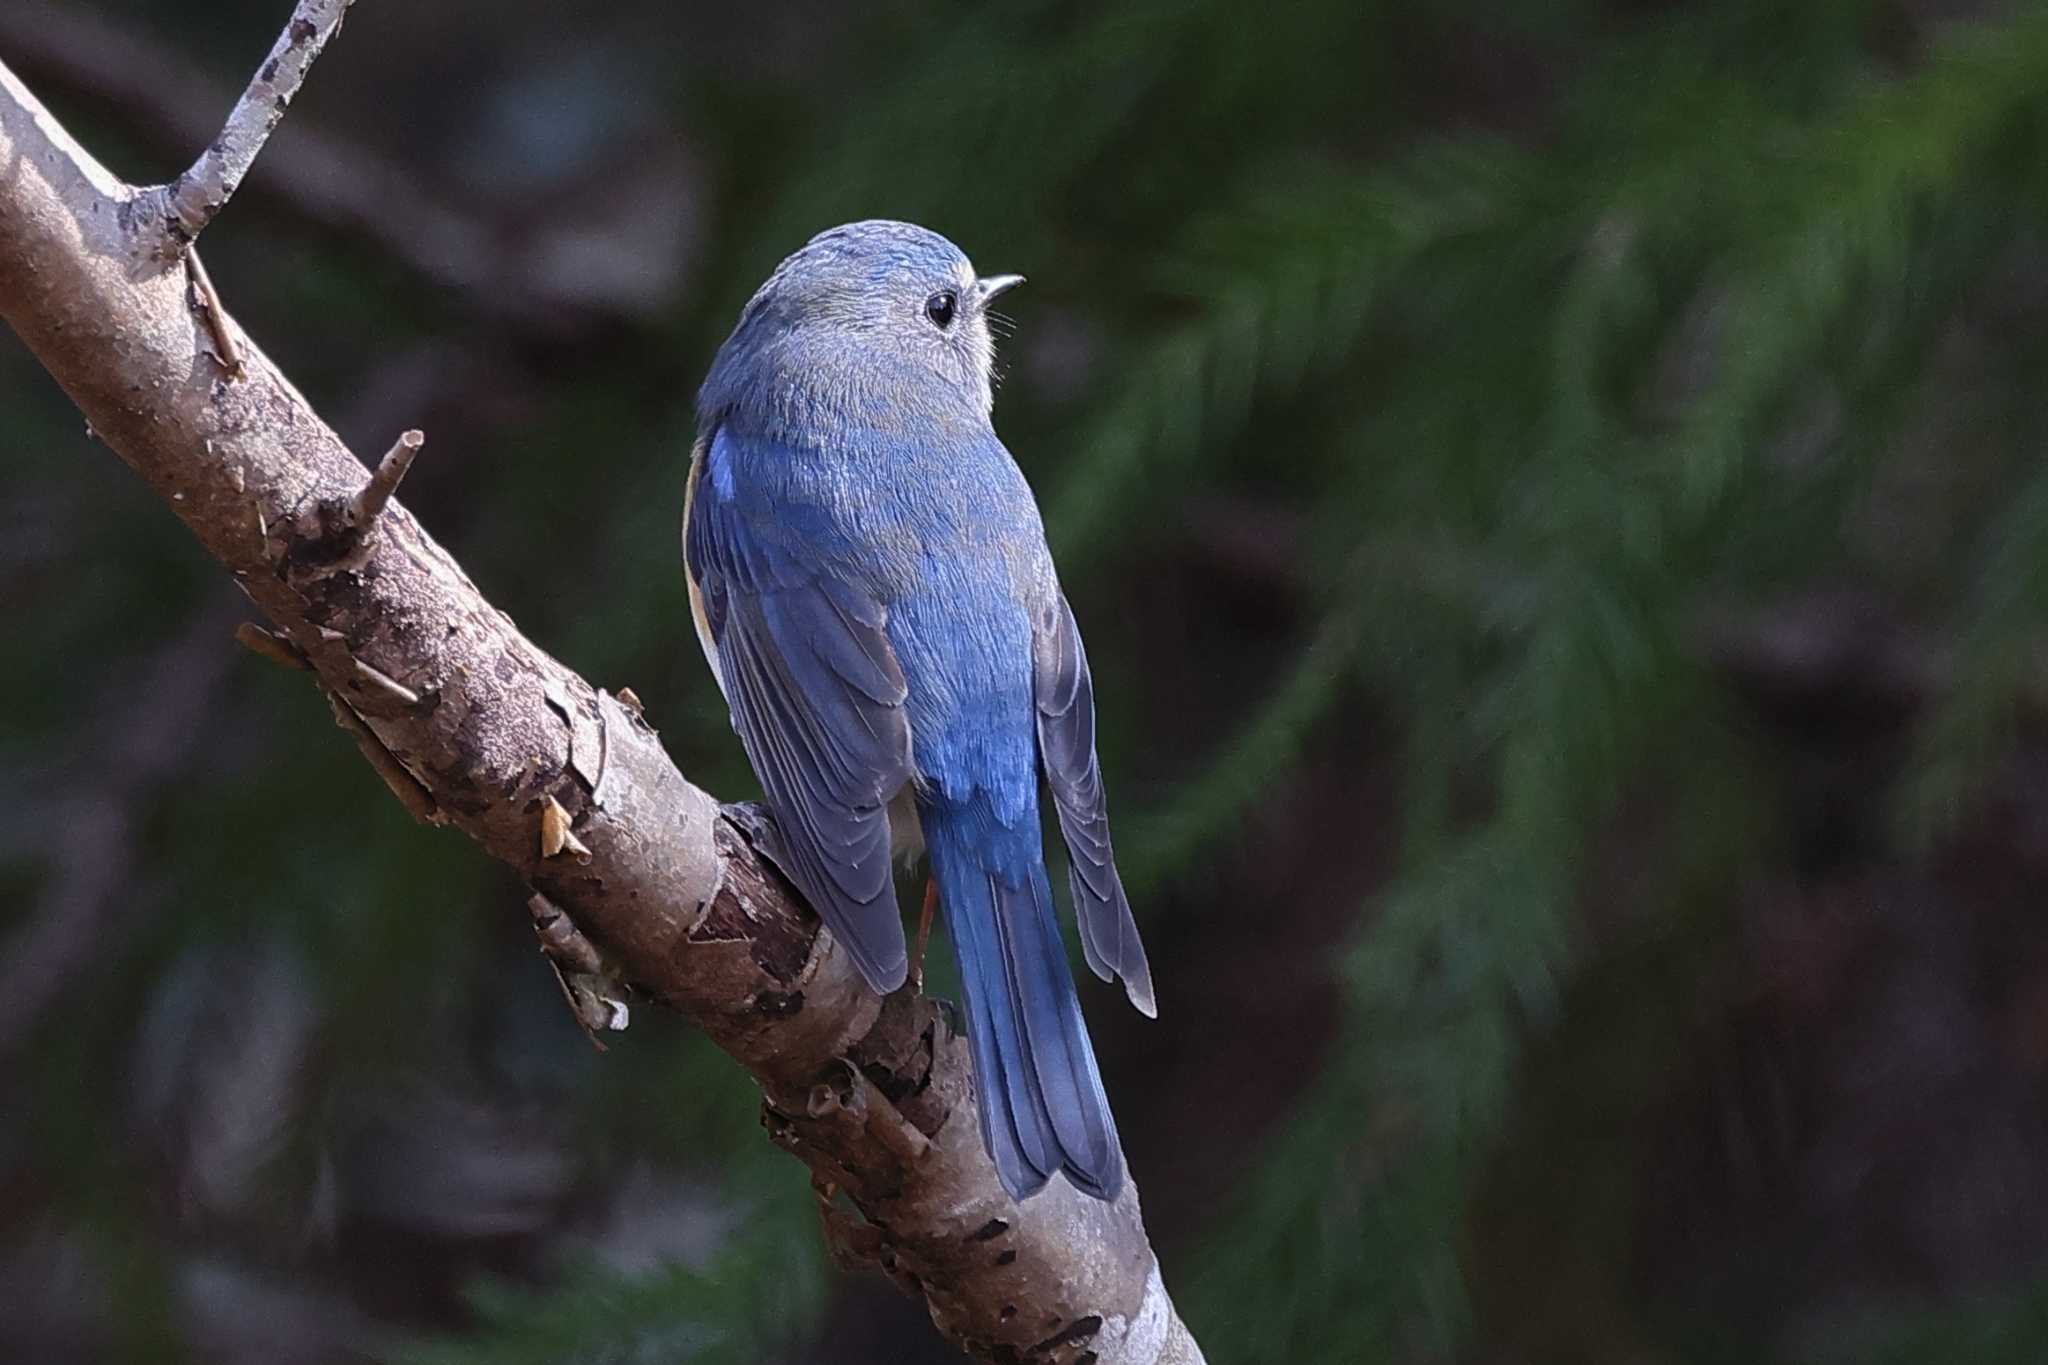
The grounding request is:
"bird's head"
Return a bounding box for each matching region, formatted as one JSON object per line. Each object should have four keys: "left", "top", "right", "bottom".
{"left": 708, "top": 220, "right": 1024, "bottom": 423}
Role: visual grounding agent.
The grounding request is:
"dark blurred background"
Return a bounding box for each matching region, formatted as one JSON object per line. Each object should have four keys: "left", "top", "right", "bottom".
{"left": 7, "top": 0, "right": 2048, "bottom": 1360}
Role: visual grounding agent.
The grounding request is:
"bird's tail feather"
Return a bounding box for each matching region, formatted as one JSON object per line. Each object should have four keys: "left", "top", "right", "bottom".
{"left": 927, "top": 814, "right": 1121, "bottom": 1202}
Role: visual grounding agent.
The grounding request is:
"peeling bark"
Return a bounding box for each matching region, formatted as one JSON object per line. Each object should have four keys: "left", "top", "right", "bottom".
{"left": 0, "top": 8, "right": 1204, "bottom": 1362}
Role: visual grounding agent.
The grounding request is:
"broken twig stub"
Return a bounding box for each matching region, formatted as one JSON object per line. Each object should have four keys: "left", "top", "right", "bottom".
{"left": 346, "top": 428, "right": 423, "bottom": 529}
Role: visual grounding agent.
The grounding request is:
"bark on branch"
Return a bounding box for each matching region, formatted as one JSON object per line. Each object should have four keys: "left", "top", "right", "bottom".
{"left": 0, "top": 8, "right": 1205, "bottom": 1362}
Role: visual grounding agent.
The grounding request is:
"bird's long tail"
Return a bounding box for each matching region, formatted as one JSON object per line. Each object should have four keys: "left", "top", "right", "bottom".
{"left": 925, "top": 808, "right": 1122, "bottom": 1201}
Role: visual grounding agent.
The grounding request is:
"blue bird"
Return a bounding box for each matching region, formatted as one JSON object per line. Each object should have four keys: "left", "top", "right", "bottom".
{"left": 682, "top": 221, "right": 1155, "bottom": 1202}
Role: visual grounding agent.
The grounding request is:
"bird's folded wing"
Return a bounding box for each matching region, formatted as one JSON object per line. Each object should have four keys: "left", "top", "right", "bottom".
{"left": 686, "top": 437, "right": 915, "bottom": 993}
{"left": 1032, "top": 594, "right": 1156, "bottom": 1017}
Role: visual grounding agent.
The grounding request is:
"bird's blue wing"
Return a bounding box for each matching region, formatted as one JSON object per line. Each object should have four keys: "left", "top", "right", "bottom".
{"left": 686, "top": 432, "right": 914, "bottom": 992}
{"left": 1033, "top": 594, "right": 1155, "bottom": 1017}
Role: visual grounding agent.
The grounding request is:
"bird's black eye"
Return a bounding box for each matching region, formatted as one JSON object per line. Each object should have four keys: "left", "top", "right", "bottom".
{"left": 925, "top": 290, "right": 957, "bottom": 329}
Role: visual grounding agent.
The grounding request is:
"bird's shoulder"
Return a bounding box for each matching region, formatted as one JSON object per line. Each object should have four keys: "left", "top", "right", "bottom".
{"left": 700, "top": 416, "right": 1045, "bottom": 565}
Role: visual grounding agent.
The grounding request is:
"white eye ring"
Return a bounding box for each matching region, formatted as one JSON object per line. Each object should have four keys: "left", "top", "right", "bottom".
{"left": 925, "top": 290, "right": 958, "bottom": 329}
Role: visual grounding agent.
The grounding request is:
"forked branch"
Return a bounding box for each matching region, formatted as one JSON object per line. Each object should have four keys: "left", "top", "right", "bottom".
{"left": 141, "top": 0, "right": 355, "bottom": 250}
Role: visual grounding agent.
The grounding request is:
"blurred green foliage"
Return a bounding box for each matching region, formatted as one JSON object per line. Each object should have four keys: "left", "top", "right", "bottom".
{"left": 9, "top": 0, "right": 2048, "bottom": 1361}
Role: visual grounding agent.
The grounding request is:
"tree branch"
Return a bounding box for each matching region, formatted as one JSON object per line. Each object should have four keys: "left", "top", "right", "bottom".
{"left": 137, "top": 0, "right": 354, "bottom": 250}
{"left": 0, "top": 7, "right": 1205, "bottom": 1363}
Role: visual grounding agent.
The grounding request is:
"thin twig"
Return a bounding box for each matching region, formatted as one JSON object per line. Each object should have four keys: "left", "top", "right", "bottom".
{"left": 347, "top": 429, "right": 422, "bottom": 529}
{"left": 349, "top": 655, "right": 420, "bottom": 706}
{"left": 0, "top": 1, "right": 681, "bottom": 331}
{"left": 529, "top": 893, "right": 603, "bottom": 976}
{"left": 322, "top": 689, "right": 440, "bottom": 825}
{"left": 152, "top": 0, "right": 355, "bottom": 247}
{"left": 0, "top": 1, "right": 507, "bottom": 309}
{"left": 234, "top": 620, "right": 308, "bottom": 670}
{"left": 184, "top": 247, "right": 243, "bottom": 376}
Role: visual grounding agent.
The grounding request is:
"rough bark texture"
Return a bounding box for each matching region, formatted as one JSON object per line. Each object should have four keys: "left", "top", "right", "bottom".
{"left": 0, "top": 11, "right": 1205, "bottom": 1362}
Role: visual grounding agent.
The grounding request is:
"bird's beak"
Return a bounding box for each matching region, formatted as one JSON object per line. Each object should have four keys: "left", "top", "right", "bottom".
{"left": 975, "top": 273, "right": 1026, "bottom": 305}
